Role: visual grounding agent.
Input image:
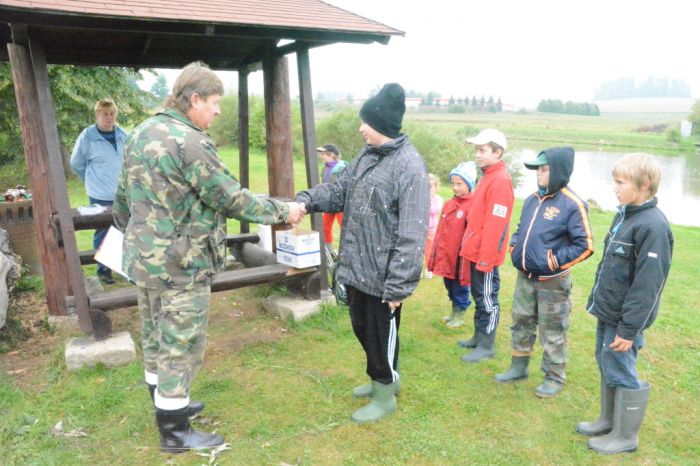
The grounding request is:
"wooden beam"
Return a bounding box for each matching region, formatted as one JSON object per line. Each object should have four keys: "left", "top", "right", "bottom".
{"left": 296, "top": 46, "right": 328, "bottom": 290}
{"left": 263, "top": 53, "right": 294, "bottom": 200}
{"left": 263, "top": 52, "right": 294, "bottom": 250}
{"left": 6, "top": 42, "right": 70, "bottom": 318}
{"left": 29, "top": 39, "right": 93, "bottom": 333}
{"left": 67, "top": 264, "right": 316, "bottom": 311}
{"left": 238, "top": 69, "right": 250, "bottom": 234}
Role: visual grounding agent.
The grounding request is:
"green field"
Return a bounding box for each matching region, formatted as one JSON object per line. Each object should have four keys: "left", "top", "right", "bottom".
{"left": 1, "top": 134, "right": 699, "bottom": 464}
{"left": 403, "top": 111, "right": 696, "bottom": 155}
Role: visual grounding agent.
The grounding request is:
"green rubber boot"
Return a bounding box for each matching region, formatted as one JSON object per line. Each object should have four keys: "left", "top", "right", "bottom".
{"left": 535, "top": 378, "right": 564, "bottom": 398}
{"left": 351, "top": 381, "right": 397, "bottom": 424}
{"left": 577, "top": 381, "right": 615, "bottom": 436}
{"left": 588, "top": 381, "right": 650, "bottom": 454}
{"left": 352, "top": 378, "right": 401, "bottom": 398}
{"left": 446, "top": 309, "right": 466, "bottom": 328}
{"left": 457, "top": 327, "right": 478, "bottom": 348}
{"left": 461, "top": 331, "right": 496, "bottom": 363}
{"left": 494, "top": 355, "right": 530, "bottom": 383}
{"left": 441, "top": 306, "right": 457, "bottom": 324}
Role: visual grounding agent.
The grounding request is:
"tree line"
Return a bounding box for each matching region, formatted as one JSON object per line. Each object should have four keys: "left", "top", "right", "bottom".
{"left": 537, "top": 99, "right": 600, "bottom": 116}
{"left": 594, "top": 77, "right": 691, "bottom": 100}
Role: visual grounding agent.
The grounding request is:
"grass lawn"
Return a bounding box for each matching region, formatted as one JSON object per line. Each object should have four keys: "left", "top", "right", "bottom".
{"left": 1, "top": 123, "right": 699, "bottom": 464}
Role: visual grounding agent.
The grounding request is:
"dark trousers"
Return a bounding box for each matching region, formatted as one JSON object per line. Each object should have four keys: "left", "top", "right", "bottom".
{"left": 470, "top": 262, "right": 501, "bottom": 334}
{"left": 89, "top": 196, "right": 113, "bottom": 275}
{"left": 346, "top": 286, "right": 401, "bottom": 385}
{"left": 443, "top": 277, "right": 471, "bottom": 310}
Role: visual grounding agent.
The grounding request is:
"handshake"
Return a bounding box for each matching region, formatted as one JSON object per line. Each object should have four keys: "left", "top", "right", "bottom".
{"left": 285, "top": 201, "right": 307, "bottom": 228}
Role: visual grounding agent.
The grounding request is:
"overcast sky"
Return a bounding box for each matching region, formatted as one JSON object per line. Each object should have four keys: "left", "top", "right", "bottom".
{"left": 149, "top": 0, "right": 698, "bottom": 108}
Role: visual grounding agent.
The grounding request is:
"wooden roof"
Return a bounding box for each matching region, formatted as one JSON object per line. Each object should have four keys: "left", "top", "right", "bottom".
{"left": 0, "top": 0, "right": 403, "bottom": 69}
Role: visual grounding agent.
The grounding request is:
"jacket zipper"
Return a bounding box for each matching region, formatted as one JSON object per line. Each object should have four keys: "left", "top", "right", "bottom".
{"left": 588, "top": 206, "right": 626, "bottom": 312}
{"left": 521, "top": 196, "right": 545, "bottom": 271}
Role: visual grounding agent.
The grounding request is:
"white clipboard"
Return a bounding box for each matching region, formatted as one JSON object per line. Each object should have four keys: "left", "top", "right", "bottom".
{"left": 94, "top": 226, "right": 130, "bottom": 280}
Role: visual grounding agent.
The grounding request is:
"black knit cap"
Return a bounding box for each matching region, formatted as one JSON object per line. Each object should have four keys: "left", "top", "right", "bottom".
{"left": 359, "top": 83, "right": 406, "bottom": 138}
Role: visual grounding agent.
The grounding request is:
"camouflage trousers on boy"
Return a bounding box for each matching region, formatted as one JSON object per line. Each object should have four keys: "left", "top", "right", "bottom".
{"left": 510, "top": 271, "right": 572, "bottom": 384}
{"left": 137, "top": 285, "right": 210, "bottom": 408}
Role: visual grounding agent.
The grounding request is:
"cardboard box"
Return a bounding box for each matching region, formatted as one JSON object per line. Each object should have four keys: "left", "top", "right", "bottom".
{"left": 276, "top": 229, "right": 321, "bottom": 269}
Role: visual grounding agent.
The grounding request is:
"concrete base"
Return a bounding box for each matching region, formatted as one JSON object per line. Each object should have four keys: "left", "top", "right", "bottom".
{"left": 263, "top": 290, "right": 335, "bottom": 322}
{"left": 48, "top": 314, "right": 80, "bottom": 331}
{"left": 65, "top": 331, "right": 136, "bottom": 371}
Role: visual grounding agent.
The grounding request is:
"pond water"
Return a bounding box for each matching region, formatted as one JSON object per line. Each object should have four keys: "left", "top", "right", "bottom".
{"left": 513, "top": 150, "right": 700, "bottom": 228}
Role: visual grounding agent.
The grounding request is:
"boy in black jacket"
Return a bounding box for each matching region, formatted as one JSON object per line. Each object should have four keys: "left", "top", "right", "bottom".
{"left": 576, "top": 153, "right": 673, "bottom": 454}
{"left": 494, "top": 147, "right": 593, "bottom": 398}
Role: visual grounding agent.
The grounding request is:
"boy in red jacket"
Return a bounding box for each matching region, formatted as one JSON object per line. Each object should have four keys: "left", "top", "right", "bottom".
{"left": 427, "top": 161, "right": 477, "bottom": 328}
{"left": 458, "top": 129, "right": 514, "bottom": 363}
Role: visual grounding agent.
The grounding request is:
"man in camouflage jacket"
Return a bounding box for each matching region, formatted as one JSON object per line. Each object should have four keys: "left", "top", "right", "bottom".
{"left": 113, "top": 62, "right": 305, "bottom": 452}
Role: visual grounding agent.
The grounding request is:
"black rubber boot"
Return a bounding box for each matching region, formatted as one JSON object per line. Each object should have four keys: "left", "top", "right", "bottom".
{"left": 461, "top": 331, "right": 496, "bottom": 363}
{"left": 156, "top": 408, "right": 224, "bottom": 453}
{"left": 494, "top": 355, "right": 530, "bottom": 383}
{"left": 588, "top": 381, "right": 651, "bottom": 454}
{"left": 577, "top": 380, "right": 615, "bottom": 436}
{"left": 148, "top": 384, "right": 204, "bottom": 417}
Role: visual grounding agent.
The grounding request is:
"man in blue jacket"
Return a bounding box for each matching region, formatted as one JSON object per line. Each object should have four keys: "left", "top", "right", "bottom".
{"left": 494, "top": 147, "right": 594, "bottom": 397}
{"left": 70, "top": 98, "right": 128, "bottom": 284}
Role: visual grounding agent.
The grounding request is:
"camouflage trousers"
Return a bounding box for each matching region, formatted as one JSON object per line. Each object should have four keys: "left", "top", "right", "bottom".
{"left": 510, "top": 271, "right": 572, "bottom": 384}
{"left": 137, "top": 284, "right": 210, "bottom": 408}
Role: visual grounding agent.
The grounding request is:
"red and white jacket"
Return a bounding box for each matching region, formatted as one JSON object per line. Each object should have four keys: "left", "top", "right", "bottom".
{"left": 460, "top": 160, "right": 514, "bottom": 272}
{"left": 427, "top": 194, "right": 473, "bottom": 285}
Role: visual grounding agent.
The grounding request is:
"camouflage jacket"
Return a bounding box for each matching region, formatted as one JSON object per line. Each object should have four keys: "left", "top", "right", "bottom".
{"left": 113, "top": 108, "right": 288, "bottom": 289}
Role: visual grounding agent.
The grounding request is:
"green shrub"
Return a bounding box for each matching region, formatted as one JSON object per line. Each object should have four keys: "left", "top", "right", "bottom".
{"left": 447, "top": 104, "right": 467, "bottom": 113}
{"left": 209, "top": 94, "right": 239, "bottom": 146}
{"left": 404, "top": 121, "right": 475, "bottom": 180}
{"left": 665, "top": 126, "right": 681, "bottom": 142}
{"left": 315, "top": 108, "right": 365, "bottom": 161}
{"left": 210, "top": 93, "right": 305, "bottom": 159}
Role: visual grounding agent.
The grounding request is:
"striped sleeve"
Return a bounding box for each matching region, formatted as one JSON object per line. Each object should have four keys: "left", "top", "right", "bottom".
{"left": 556, "top": 188, "right": 594, "bottom": 269}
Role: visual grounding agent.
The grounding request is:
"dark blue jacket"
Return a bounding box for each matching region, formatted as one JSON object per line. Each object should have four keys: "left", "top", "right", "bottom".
{"left": 587, "top": 198, "right": 674, "bottom": 340}
{"left": 510, "top": 147, "right": 594, "bottom": 279}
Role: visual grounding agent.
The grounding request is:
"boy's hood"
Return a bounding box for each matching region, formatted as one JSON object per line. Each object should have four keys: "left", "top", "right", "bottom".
{"left": 541, "top": 147, "right": 574, "bottom": 194}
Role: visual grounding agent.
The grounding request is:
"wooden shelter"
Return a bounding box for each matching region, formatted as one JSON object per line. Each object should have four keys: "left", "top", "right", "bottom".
{"left": 0, "top": 0, "right": 402, "bottom": 335}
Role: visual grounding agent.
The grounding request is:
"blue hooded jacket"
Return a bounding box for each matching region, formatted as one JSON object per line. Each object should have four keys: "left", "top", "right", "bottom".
{"left": 510, "top": 147, "right": 594, "bottom": 279}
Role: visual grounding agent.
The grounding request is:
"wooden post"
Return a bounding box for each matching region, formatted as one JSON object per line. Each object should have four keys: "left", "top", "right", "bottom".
{"left": 28, "top": 40, "right": 92, "bottom": 333}
{"left": 7, "top": 42, "right": 71, "bottom": 318}
{"left": 263, "top": 54, "right": 294, "bottom": 199}
{"left": 296, "top": 47, "right": 328, "bottom": 290}
{"left": 263, "top": 53, "right": 294, "bottom": 251}
{"left": 238, "top": 69, "right": 250, "bottom": 234}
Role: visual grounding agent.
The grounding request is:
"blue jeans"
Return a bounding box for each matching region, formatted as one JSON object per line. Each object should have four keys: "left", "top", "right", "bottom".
{"left": 595, "top": 319, "right": 644, "bottom": 389}
{"left": 89, "top": 196, "right": 113, "bottom": 275}
{"left": 443, "top": 277, "right": 471, "bottom": 310}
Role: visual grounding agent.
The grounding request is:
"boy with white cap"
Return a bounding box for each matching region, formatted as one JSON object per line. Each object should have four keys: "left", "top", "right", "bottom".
{"left": 458, "top": 129, "right": 514, "bottom": 362}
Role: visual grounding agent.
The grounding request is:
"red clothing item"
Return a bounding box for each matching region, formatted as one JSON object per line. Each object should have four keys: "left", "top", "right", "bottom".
{"left": 427, "top": 194, "right": 473, "bottom": 285}
{"left": 460, "top": 160, "right": 514, "bottom": 272}
{"left": 323, "top": 212, "right": 343, "bottom": 244}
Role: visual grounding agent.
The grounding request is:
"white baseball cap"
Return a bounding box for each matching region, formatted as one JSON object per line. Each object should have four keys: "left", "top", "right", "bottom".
{"left": 465, "top": 128, "right": 508, "bottom": 150}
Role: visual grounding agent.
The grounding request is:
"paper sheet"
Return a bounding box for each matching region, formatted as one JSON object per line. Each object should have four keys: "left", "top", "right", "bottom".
{"left": 94, "top": 226, "right": 129, "bottom": 280}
